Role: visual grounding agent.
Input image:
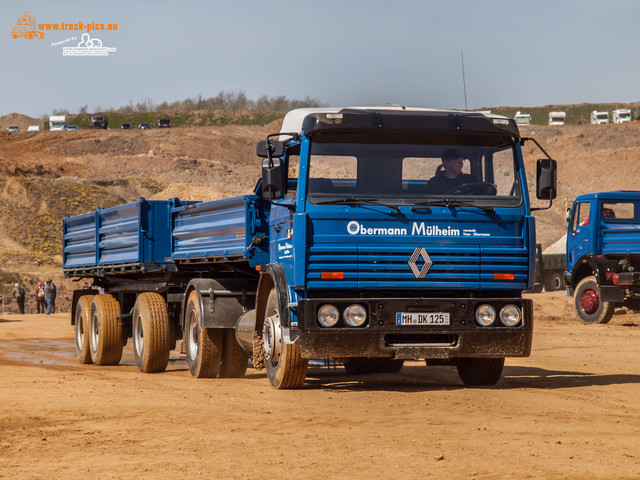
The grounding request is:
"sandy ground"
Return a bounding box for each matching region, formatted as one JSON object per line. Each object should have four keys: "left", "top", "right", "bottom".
{"left": 1, "top": 291, "right": 640, "bottom": 479}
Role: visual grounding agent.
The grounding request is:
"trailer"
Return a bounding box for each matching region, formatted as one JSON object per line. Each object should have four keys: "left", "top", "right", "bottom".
{"left": 514, "top": 111, "right": 531, "bottom": 126}
{"left": 530, "top": 242, "right": 566, "bottom": 292}
{"left": 612, "top": 109, "right": 632, "bottom": 124}
{"left": 590, "top": 111, "right": 609, "bottom": 125}
{"left": 64, "top": 107, "right": 557, "bottom": 388}
{"left": 548, "top": 111, "right": 566, "bottom": 126}
{"left": 49, "top": 116, "right": 67, "bottom": 131}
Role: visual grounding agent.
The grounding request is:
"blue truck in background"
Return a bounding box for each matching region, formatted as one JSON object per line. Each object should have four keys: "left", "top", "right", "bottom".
{"left": 566, "top": 191, "right": 640, "bottom": 324}
{"left": 63, "top": 107, "right": 557, "bottom": 388}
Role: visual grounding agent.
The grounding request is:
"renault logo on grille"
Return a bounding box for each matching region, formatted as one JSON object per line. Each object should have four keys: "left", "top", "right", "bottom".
{"left": 408, "top": 247, "right": 432, "bottom": 279}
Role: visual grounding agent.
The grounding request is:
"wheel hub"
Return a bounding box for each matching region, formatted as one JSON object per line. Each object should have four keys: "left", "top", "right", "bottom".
{"left": 581, "top": 288, "right": 600, "bottom": 314}
{"left": 187, "top": 313, "right": 199, "bottom": 360}
{"left": 263, "top": 312, "right": 282, "bottom": 363}
{"left": 134, "top": 314, "right": 144, "bottom": 356}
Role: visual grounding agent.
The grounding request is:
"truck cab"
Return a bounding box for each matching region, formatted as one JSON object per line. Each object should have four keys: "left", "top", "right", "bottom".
{"left": 566, "top": 191, "right": 640, "bottom": 323}
{"left": 258, "top": 107, "right": 556, "bottom": 386}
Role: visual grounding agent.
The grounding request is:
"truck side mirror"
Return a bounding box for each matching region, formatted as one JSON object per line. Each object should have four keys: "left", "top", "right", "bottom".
{"left": 256, "top": 140, "right": 285, "bottom": 158}
{"left": 536, "top": 159, "right": 557, "bottom": 200}
{"left": 262, "top": 157, "right": 286, "bottom": 200}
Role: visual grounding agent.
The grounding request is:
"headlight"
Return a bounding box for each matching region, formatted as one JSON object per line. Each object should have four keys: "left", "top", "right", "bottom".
{"left": 318, "top": 304, "right": 339, "bottom": 327}
{"left": 500, "top": 304, "right": 521, "bottom": 326}
{"left": 475, "top": 304, "right": 496, "bottom": 326}
{"left": 343, "top": 304, "right": 367, "bottom": 327}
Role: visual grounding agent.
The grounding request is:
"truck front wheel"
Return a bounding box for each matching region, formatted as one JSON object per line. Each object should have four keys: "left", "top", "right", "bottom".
{"left": 456, "top": 357, "right": 504, "bottom": 386}
{"left": 574, "top": 276, "right": 615, "bottom": 324}
{"left": 89, "top": 294, "right": 123, "bottom": 365}
{"left": 133, "top": 292, "right": 171, "bottom": 373}
{"left": 184, "top": 290, "right": 222, "bottom": 378}
{"left": 74, "top": 295, "right": 94, "bottom": 364}
{"left": 263, "top": 289, "right": 308, "bottom": 389}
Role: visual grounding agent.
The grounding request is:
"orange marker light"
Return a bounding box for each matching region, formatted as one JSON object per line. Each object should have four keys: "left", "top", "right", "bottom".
{"left": 493, "top": 273, "right": 515, "bottom": 280}
{"left": 321, "top": 272, "right": 345, "bottom": 280}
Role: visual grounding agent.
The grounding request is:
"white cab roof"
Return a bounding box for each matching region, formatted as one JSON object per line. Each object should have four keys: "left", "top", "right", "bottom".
{"left": 279, "top": 106, "right": 509, "bottom": 134}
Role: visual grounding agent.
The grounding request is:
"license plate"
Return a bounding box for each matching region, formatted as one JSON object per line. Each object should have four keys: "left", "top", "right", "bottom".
{"left": 396, "top": 312, "right": 450, "bottom": 326}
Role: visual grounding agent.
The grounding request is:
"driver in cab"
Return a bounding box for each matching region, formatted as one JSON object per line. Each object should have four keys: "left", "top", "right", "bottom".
{"left": 424, "top": 149, "right": 474, "bottom": 195}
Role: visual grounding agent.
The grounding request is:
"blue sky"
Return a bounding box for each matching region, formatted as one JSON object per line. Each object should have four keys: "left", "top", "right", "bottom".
{"left": 1, "top": 0, "right": 638, "bottom": 117}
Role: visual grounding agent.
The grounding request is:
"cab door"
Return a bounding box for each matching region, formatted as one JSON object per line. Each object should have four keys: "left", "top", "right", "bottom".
{"left": 568, "top": 200, "right": 591, "bottom": 269}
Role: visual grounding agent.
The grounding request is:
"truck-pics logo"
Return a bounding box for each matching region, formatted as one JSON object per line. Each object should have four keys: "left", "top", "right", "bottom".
{"left": 63, "top": 33, "right": 116, "bottom": 56}
{"left": 11, "top": 12, "right": 44, "bottom": 39}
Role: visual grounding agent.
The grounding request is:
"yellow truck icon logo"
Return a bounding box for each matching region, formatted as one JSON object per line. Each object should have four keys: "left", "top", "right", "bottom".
{"left": 11, "top": 12, "right": 44, "bottom": 40}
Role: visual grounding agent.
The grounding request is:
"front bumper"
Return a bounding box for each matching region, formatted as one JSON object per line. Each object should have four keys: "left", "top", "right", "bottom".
{"left": 295, "top": 297, "right": 532, "bottom": 360}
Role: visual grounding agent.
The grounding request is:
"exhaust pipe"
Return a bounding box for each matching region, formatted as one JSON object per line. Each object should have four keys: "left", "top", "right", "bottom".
{"left": 235, "top": 309, "right": 255, "bottom": 354}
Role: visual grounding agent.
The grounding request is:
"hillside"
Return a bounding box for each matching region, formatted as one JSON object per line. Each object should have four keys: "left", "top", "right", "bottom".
{"left": 1, "top": 118, "right": 639, "bottom": 310}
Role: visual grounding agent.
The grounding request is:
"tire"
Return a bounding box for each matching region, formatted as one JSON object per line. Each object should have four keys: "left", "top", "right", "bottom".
{"left": 263, "top": 289, "right": 308, "bottom": 389}
{"left": 544, "top": 272, "right": 565, "bottom": 292}
{"left": 89, "top": 294, "right": 123, "bottom": 365}
{"left": 456, "top": 357, "right": 504, "bottom": 386}
{"left": 574, "top": 276, "right": 615, "bottom": 324}
{"left": 343, "top": 358, "right": 404, "bottom": 374}
{"left": 343, "top": 358, "right": 372, "bottom": 375}
{"left": 132, "top": 292, "right": 171, "bottom": 373}
{"left": 74, "top": 295, "right": 94, "bottom": 364}
{"left": 376, "top": 358, "right": 404, "bottom": 373}
{"left": 219, "top": 328, "right": 249, "bottom": 378}
{"left": 184, "top": 290, "right": 222, "bottom": 378}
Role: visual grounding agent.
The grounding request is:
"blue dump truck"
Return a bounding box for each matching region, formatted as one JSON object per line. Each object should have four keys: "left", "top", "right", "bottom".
{"left": 566, "top": 191, "right": 640, "bottom": 324}
{"left": 63, "top": 107, "right": 557, "bottom": 388}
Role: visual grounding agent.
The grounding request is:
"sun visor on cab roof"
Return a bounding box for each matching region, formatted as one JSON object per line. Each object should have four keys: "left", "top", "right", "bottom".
{"left": 301, "top": 109, "right": 520, "bottom": 138}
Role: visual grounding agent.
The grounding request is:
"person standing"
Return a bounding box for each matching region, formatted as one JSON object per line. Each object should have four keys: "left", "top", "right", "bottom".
{"left": 44, "top": 279, "right": 57, "bottom": 315}
{"left": 11, "top": 282, "right": 26, "bottom": 314}
{"left": 35, "top": 281, "right": 46, "bottom": 314}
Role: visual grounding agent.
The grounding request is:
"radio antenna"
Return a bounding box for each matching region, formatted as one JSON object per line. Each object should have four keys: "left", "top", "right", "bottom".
{"left": 461, "top": 50, "right": 468, "bottom": 110}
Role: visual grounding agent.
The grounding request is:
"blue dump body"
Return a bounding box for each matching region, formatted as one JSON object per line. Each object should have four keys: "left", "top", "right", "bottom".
{"left": 63, "top": 195, "right": 270, "bottom": 273}
{"left": 63, "top": 199, "right": 175, "bottom": 272}
{"left": 171, "top": 194, "right": 269, "bottom": 266}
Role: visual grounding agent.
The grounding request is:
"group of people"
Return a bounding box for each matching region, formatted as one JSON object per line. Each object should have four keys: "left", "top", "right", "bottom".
{"left": 10, "top": 279, "right": 57, "bottom": 315}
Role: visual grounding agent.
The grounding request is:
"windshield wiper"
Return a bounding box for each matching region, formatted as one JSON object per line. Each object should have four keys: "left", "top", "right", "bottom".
{"left": 412, "top": 198, "right": 495, "bottom": 214}
{"left": 314, "top": 197, "right": 400, "bottom": 212}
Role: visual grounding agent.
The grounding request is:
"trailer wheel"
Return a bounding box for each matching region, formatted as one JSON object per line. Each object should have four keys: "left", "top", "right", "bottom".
{"left": 456, "top": 357, "right": 504, "bottom": 386}
{"left": 219, "top": 328, "right": 249, "bottom": 378}
{"left": 184, "top": 290, "right": 222, "bottom": 378}
{"left": 74, "top": 295, "right": 94, "bottom": 364}
{"left": 263, "top": 289, "right": 308, "bottom": 389}
{"left": 132, "top": 292, "right": 171, "bottom": 373}
{"left": 544, "top": 272, "right": 565, "bottom": 292}
{"left": 574, "top": 276, "right": 615, "bottom": 324}
{"left": 89, "top": 294, "right": 123, "bottom": 365}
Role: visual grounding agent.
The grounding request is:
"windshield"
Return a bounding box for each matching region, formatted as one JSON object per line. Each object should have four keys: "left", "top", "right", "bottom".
{"left": 307, "top": 136, "right": 522, "bottom": 207}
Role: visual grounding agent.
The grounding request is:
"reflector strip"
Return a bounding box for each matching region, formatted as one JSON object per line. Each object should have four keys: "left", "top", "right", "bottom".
{"left": 493, "top": 273, "right": 515, "bottom": 280}
{"left": 321, "top": 272, "right": 345, "bottom": 280}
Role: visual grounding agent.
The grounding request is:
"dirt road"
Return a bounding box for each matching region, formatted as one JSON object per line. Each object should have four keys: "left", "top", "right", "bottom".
{"left": 1, "top": 291, "right": 639, "bottom": 479}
